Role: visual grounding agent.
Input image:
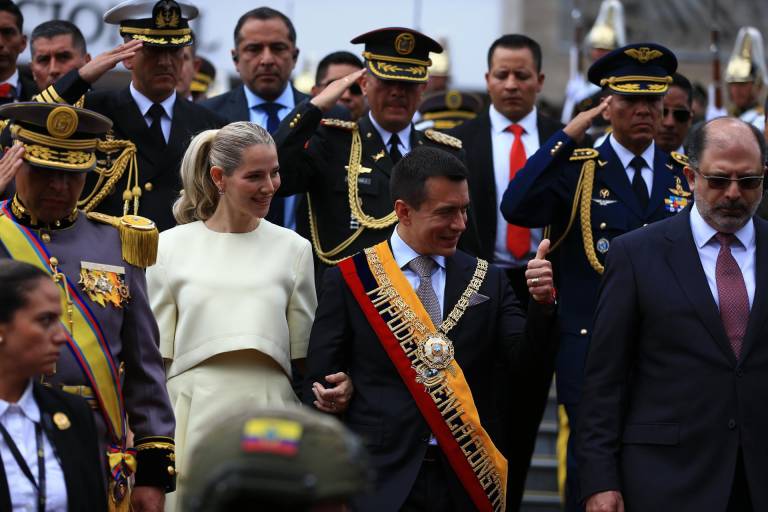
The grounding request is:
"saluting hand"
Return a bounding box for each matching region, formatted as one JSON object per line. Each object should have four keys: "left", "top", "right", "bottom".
{"left": 526, "top": 239, "right": 555, "bottom": 305}
{"left": 563, "top": 95, "right": 611, "bottom": 142}
{"left": 312, "top": 372, "right": 354, "bottom": 414}
{"left": 310, "top": 68, "right": 366, "bottom": 113}
{"left": 0, "top": 143, "right": 24, "bottom": 194}
{"left": 77, "top": 39, "right": 143, "bottom": 84}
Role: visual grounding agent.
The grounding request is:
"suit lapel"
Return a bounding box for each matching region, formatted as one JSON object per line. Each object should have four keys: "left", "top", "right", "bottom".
{"left": 664, "top": 210, "right": 735, "bottom": 364}
{"left": 113, "top": 88, "right": 155, "bottom": 153}
{"left": 358, "top": 116, "right": 393, "bottom": 178}
{"left": 597, "top": 139, "right": 643, "bottom": 217}
{"left": 167, "top": 97, "right": 189, "bottom": 151}
{"left": 740, "top": 217, "right": 768, "bottom": 361}
{"left": 443, "top": 253, "right": 474, "bottom": 335}
{"left": 228, "top": 86, "right": 250, "bottom": 122}
{"left": 472, "top": 114, "right": 497, "bottom": 243}
{"left": 647, "top": 149, "right": 675, "bottom": 217}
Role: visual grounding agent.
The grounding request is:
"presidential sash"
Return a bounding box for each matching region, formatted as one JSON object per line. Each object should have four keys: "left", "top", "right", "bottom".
{"left": 339, "top": 241, "right": 507, "bottom": 512}
{"left": 0, "top": 202, "right": 127, "bottom": 445}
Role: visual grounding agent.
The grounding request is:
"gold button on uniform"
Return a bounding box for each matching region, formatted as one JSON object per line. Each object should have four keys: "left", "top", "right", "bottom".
{"left": 144, "top": 182, "right": 153, "bottom": 192}
{"left": 599, "top": 222, "right": 607, "bottom": 230}
{"left": 580, "top": 328, "right": 588, "bottom": 335}
{"left": 41, "top": 233, "right": 51, "bottom": 242}
{"left": 167, "top": 466, "right": 176, "bottom": 476}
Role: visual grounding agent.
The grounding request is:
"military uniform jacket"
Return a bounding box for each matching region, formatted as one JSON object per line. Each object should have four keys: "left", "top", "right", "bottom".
{"left": 274, "top": 102, "right": 469, "bottom": 266}
{"left": 500, "top": 130, "right": 690, "bottom": 404}
{"left": 0, "top": 208, "right": 176, "bottom": 489}
{"left": 38, "top": 69, "right": 225, "bottom": 231}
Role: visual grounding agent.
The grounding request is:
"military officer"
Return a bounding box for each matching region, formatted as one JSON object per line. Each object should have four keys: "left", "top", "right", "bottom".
{"left": 0, "top": 102, "right": 174, "bottom": 511}
{"left": 500, "top": 43, "right": 689, "bottom": 511}
{"left": 33, "top": 0, "right": 224, "bottom": 232}
{"left": 274, "top": 27, "right": 475, "bottom": 274}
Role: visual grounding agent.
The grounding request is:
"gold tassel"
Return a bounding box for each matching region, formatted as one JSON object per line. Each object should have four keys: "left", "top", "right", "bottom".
{"left": 86, "top": 212, "right": 158, "bottom": 268}
{"left": 118, "top": 215, "right": 158, "bottom": 268}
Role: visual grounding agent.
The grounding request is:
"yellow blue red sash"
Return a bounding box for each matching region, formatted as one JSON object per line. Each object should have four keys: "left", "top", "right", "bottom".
{"left": 339, "top": 241, "right": 507, "bottom": 512}
{"left": 0, "top": 202, "right": 127, "bottom": 446}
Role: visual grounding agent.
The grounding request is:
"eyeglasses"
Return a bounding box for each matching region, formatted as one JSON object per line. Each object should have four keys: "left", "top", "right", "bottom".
{"left": 318, "top": 80, "right": 363, "bottom": 95}
{"left": 691, "top": 167, "right": 765, "bottom": 190}
{"left": 663, "top": 108, "right": 692, "bottom": 123}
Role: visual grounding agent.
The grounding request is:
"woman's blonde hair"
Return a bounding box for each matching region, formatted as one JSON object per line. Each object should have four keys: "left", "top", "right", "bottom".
{"left": 173, "top": 121, "right": 274, "bottom": 224}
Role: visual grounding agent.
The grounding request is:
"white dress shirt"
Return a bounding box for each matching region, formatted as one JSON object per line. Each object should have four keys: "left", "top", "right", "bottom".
{"left": 369, "top": 112, "right": 412, "bottom": 157}
{"left": 391, "top": 226, "right": 446, "bottom": 316}
{"left": 489, "top": 105, "right": 543, "bottom": 268}
{"left": 0, "top": 68, "right": 20, "bottom": 98}
{"left": 0, "top": 380, "right": 67, "bottom": 512}
{"left": 243, "top": 83, "right": 296, "bottom": 128}
{"left": 244, "top": 84, "right": 298, "bottom": 229}
{"left": 690, "top": 203, "right": 756, "bottom": 308}
{"left": 129, "top": 82, "right": 175, "bottom": 143}
{"left": 609, "top": 135, "right": 655, "bottom": 195}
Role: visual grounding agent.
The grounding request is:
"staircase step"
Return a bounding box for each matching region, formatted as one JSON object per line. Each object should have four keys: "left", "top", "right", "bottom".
{"left": 524, "top": 456, "right": 559, "bottom": 493}
{"left": 533, "top": 420, "right": 558, "bottom": 456}
{"left": 520, "top": 491, "right": 562, "bottom": 512}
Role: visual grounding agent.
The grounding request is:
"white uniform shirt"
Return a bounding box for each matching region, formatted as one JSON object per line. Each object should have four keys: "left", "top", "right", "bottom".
{"left": 0, "top": 380, "right": 67, "bottom": 511}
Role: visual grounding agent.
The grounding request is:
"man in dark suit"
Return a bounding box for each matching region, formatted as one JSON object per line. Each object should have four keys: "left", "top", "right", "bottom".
{"left": 201, "top": 7, "right": 308, "bottom": 229}
{"left": 0, "top": 1, "right": 37, "bottom": 103}
{"left": 0, "top": 382, "right": 108, "bottom": 511}
{"left": 576, "top": 117, "right": 768, "bottom": 512}
{"left": 500, "top": 43, "right": 687, "bottom": 511}
{"left": 275, "top": 27, "right": 476, "bottom": 277}
{"left": 451, "top": 33, "right": 562, "bottom": 509}
{"left": 35, "top": 0, "right": 224, "bottom": 232}
{"left": 304, "top": 147, "right": 558, "bottom": 511}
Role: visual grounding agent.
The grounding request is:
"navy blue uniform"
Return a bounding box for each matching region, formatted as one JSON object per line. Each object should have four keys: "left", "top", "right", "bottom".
{"left": 501, "top": 130, "right": 690, "bottom": 405}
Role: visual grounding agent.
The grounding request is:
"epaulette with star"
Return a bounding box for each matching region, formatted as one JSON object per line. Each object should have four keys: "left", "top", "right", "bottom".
{"left": 670, "top": 151, "right": 688, "bottom": 167}
{"left": 320, "top": 118, "right": 357, "bottom": 131}
{"left": 424, "top": 128, "right": 462, "bottom": 149}
{"left": 570, "top": 148, "right": 599, "bottom": 161}
{"left": 86, "top": 212, "right": 158, "bottom": 268}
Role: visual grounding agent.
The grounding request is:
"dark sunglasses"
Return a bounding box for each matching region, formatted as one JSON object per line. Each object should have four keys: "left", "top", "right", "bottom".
{"left": 663, "top": 108, "right": 692, "bottom": 123}
{"left": 319, "top": 80, "right": 362, "bottom": 95}
{"left": 692, "top": 168, "right": 765, "bottom": 190}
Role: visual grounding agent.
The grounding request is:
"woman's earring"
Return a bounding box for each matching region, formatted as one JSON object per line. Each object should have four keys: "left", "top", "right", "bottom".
{"left": 218, "top": 188, "right": 225, "bottom": 195}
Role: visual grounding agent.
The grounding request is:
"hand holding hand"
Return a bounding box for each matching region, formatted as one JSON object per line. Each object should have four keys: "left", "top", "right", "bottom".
{"left": 312, "top": 372, "right": 354, "bottom": 413}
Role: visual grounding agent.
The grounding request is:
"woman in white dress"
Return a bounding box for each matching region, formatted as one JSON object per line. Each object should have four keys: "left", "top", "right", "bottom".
{"left": 146, "top": 122, "right": 317, "bottom": 511}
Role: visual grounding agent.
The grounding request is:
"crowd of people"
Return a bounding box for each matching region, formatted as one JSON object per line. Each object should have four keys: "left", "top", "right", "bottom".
{"left": 0, "top": 0, "right": 766, "bottom": 511}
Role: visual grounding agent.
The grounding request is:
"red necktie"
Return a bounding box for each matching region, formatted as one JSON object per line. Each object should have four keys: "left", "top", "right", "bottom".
{"left": 506, "top": 124, "right": 530, "bottom": 258}
{"left": 715, "top": 232, "right": 749, "bottom": 359}
{"left": 0, "top": 83, "right": 14, "bottom": 99}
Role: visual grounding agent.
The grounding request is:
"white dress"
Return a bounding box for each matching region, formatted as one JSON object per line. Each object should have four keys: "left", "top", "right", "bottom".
{"left": 146, "top": 220, "right": 317, "bottom": 512}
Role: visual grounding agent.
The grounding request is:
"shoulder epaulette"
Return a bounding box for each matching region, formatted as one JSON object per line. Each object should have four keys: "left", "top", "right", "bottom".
{"left": 670, "top": 151, "right": 688, "bottom": 167}
{"left": 86, "top": 212, "right": 158, "bottom": 268}
{"left": 424, "top": 128, "right": 462, "bottom": 149}
{"left": 320, "top": 118, "right": 357, "bottom": 131}
{"left": 570, "top": 148, "right": 599, "bottom": 161}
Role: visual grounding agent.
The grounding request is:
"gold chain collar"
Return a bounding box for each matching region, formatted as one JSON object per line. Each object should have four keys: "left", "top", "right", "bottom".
{"left": 11, "top": 194, "right": 78, "bottom": 229}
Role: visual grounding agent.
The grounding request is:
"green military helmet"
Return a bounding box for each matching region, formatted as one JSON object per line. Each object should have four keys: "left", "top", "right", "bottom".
{"left": 183, "top": 406, "right": 373, "bottom": 512}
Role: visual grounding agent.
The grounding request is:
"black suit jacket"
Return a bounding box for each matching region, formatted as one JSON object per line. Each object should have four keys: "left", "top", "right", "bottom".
{"left": 576, "top": 209, "right": 768, "bottom": 511}
{"left": 450, "top": 111, "right": 563, "bottom": 261}
{"left": 303, "top": 247, "right": 558, "bottom": 511}
{"left": 0, "top": 382, "right": 106, "bottom": 512}
{"left": 200, "top": 83, "right": 308, "bottom": 122}
{"left": 41, "top": 69, "right": 225, "bottom": 231}
{"left": 18, "top": 72, "right": 38, "bottom": 101}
